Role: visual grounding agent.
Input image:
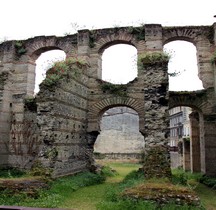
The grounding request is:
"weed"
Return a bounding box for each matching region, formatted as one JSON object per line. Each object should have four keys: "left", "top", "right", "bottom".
{"left": 42, "top": 56, "right": 88, "bottom": 88}
{"left": 100, "top": 82, "right": 127, "bottom": 97}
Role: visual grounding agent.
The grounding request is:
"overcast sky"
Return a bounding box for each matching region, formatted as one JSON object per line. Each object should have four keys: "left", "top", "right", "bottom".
{"left": 1, "top": 0, "right": 215, "bottom": 92}
{"left": 1, "top": 0, "right": 215, "bottom": 40}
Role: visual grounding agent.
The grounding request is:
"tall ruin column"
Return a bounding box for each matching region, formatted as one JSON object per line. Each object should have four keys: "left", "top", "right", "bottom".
{"left": 138, "top": 54, "right": 171, "bottom": 178}
{"left": 203, "top": 114, "right": 216, "bottom": 176}
{"left": 189, "top": 111, "right": 201, "bottom": 172}
{"left": 183, "top": 140, "right": 191, "bottom": 171}
{"left": 0, "top": 42, "right": 14, "bottom": 166}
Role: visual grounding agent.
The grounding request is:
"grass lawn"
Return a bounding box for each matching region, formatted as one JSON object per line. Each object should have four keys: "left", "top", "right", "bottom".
{"left": 1, "top": 161, "right": 216, "bottom": 210}
{"left": 60, "top": 161, "right": 141, "bottom": 210}
{"left": 62, "top": 161, "right": 216, "bottom": 210}
{"left": 195, "top": 183, "right": 216, "bottom": 210}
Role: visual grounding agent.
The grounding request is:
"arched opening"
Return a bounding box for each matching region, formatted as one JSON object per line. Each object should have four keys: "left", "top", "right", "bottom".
{"left": 169, "top": 106, "right": 203, "bottom": 173}
{"left": 34, "top": 50, "right": 66, "bottom": 94}
{"left": 94, "top": 106, "right": 144, "bottom": 161}
{"left": 164, "top": 41, "right": 203, "bottom": 91}
{"left": 102, "top": 44, "right": 137, "bottom": 84}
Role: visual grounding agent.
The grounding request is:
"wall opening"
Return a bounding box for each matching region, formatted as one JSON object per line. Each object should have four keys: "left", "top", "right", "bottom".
{"left": 169, "top": 106, "right": 202, "bottom": 173}
{"left": 164, "top": 41, "right": 203, "bottom": 91}
{"left": 94, "top": 106, "right": 144, "bottom": 161}
{"left": 102, "top": 44, "right": 137, "bottom": 84}
{"left": 34, "top": 50, "right": 66, "bottom": 94}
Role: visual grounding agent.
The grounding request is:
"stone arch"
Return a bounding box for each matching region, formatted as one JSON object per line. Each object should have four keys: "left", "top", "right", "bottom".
{"left": 169, "top": 90, "right": 211, "bottom": 113}
{"left": 87, "top": 96, "right": 145, "bottom": 134}
{"left": 162, "top": 27, "right": 202, "bottom": 46}
{"left": 163, "top": 27, "right": 214, "bottom": 89}
{"left": 164, "top": 40, "right": 203, "bottom": 91}
{"left": 100, "top": 43, "right": 138, "bottom": 84}
{"left": 98, "top": 40, "right": 137, "bottom": 55}
{"left": 91, "top": 28, "right": 141, "bottom": 54}
{"left": 25, "top": 35, "right": 77, "bottom": 60}
{"left": 94, "top": 106, "right": 145, "bottom": 160}
{"left": 91, "top": 37, "right": 140, "bottom": 80}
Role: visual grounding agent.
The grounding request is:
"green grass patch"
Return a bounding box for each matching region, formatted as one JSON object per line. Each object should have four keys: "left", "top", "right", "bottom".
{"left": 97, "top": 165, "right": 203, "bottom": 210}
{"left": 1, "top": 162, "right": 215, "bottom": 210}
{"left": 195, "top": 183, "right": 216, "bottom": 210}
{"left": 0, "top": 171, "right": 106, "bottom": 208}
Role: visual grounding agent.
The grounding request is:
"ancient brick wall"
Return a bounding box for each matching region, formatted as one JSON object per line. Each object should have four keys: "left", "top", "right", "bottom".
{"left": 8, "top": 109, "right": 40, "bottom": 169}
{"left": 0, "top": 23, "right": 216, "bottom": 176}
{"left": 36, "top": 63, "right": 89, "bottom": 177}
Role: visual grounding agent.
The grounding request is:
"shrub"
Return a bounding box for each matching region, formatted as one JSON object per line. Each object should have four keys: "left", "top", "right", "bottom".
{"left": 200, "top": 175, "right": 216, "bottom": 189}
{"left": 101, "top": 165, "right": 118, "bottom": 177}
{"left": 172, "top": 168, "right": 203, "bottom": 187}
{"left": 123, "top": 169, "right": 144, "bottom": 182}
{"left": 42, "top": 57, "right": 88, "bottom": 88}
{"left": 138, "top": 52, "right": 170, "bottom": 66}
{"left": 0, "top": 167, "right": 26, "bottom": 178}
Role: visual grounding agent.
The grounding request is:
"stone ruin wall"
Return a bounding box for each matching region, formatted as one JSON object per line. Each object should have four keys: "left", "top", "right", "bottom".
{"left": 0, "top": 23, "right": 216, "bottom": 176}
{"left": 35, "top": 65, "right": 90, "bottom": 177}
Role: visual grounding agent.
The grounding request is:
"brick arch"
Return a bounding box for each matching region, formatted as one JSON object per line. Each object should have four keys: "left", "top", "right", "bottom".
{"left": 25, "top": 35, "right": 77, "bottom": 61}
{"left": 93, "top": 33, "right": 140, "bottom": 54}
{"left": 98, "top": 40, "right": 137, "bottom": 55}
{"left": 169, "top": 90, "right": 210, "bottom": 113}
{"left": 88, "top": 96, "right": 145, "bottom": 133}
{"left": 162, "top": 27, "right": 203, "bottom": 46}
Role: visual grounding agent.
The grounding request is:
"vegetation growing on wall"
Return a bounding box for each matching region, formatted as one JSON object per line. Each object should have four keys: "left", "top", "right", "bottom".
{"left": 205, "top": 25, "right": 214, "bottom": 44}
{"left": 211, "top": 50, "right": 216, "bottom": 65}
{"left": 127, "top": 26, "right": 145, "bottom": 41}
{"left": 42, "top": 57, "right": 88, "bottom": 87}
{"left": 24, "top": 97, "right": 37, "bottom": 112}
{"left": 138, "top": 52, "right": 170, "bottom": 66}
{"left": 14, "top": 41, "right": 27, "bottom": 58}
{"left": 89, "top": 31, "right": 96, "bottom": 48}
{"left": 100, "top": 82, "right": 128, "bottom": 97}
{"left": 141, "top": 146, "right": 172, "bottom": 179}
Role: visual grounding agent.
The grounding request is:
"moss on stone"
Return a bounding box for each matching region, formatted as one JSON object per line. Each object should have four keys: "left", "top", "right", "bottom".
{"left": 122, "top": 181, "right": 200, "bottom": 206}
{"left": 142, "top": 146, "right": 171, "bottom": 179}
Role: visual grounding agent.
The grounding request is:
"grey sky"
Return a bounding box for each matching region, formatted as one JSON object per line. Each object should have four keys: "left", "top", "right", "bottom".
{"left": 1, "top": 0, "right": 215, "bottom": 40}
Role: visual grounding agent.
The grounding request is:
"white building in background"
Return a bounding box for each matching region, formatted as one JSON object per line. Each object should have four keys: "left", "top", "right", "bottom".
{"left": 169, "top": 106, "right": 192, "bottom": 147}
{"left": 169, "top": 106, "right": 192, "bottom": 168}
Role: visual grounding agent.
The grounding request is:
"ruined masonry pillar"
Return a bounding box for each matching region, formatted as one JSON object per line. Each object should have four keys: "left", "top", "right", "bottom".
{"left": 144, "top": 24, "right": 163, "bottom": 51}
{"left": 139, "top": 58, "right": 171, "bottom": 179}
{"left": 203, "top": 114, "right": 216, "bottom": 176}
{"left": 77, "top": 30, "right": 90, "bottom": 63}
{"left": 189, "top": 111, "right": 201, "bottom": 173}
{"left": 0, "top": 45, "right": 15, "bottom": 166}
{"left": 183, "top": 140, "right": 191, "bottom": 171}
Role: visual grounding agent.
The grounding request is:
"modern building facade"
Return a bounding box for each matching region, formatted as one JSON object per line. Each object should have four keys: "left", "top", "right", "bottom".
{"left": 169, "top": 106, "right": 192, "bottom": 168}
